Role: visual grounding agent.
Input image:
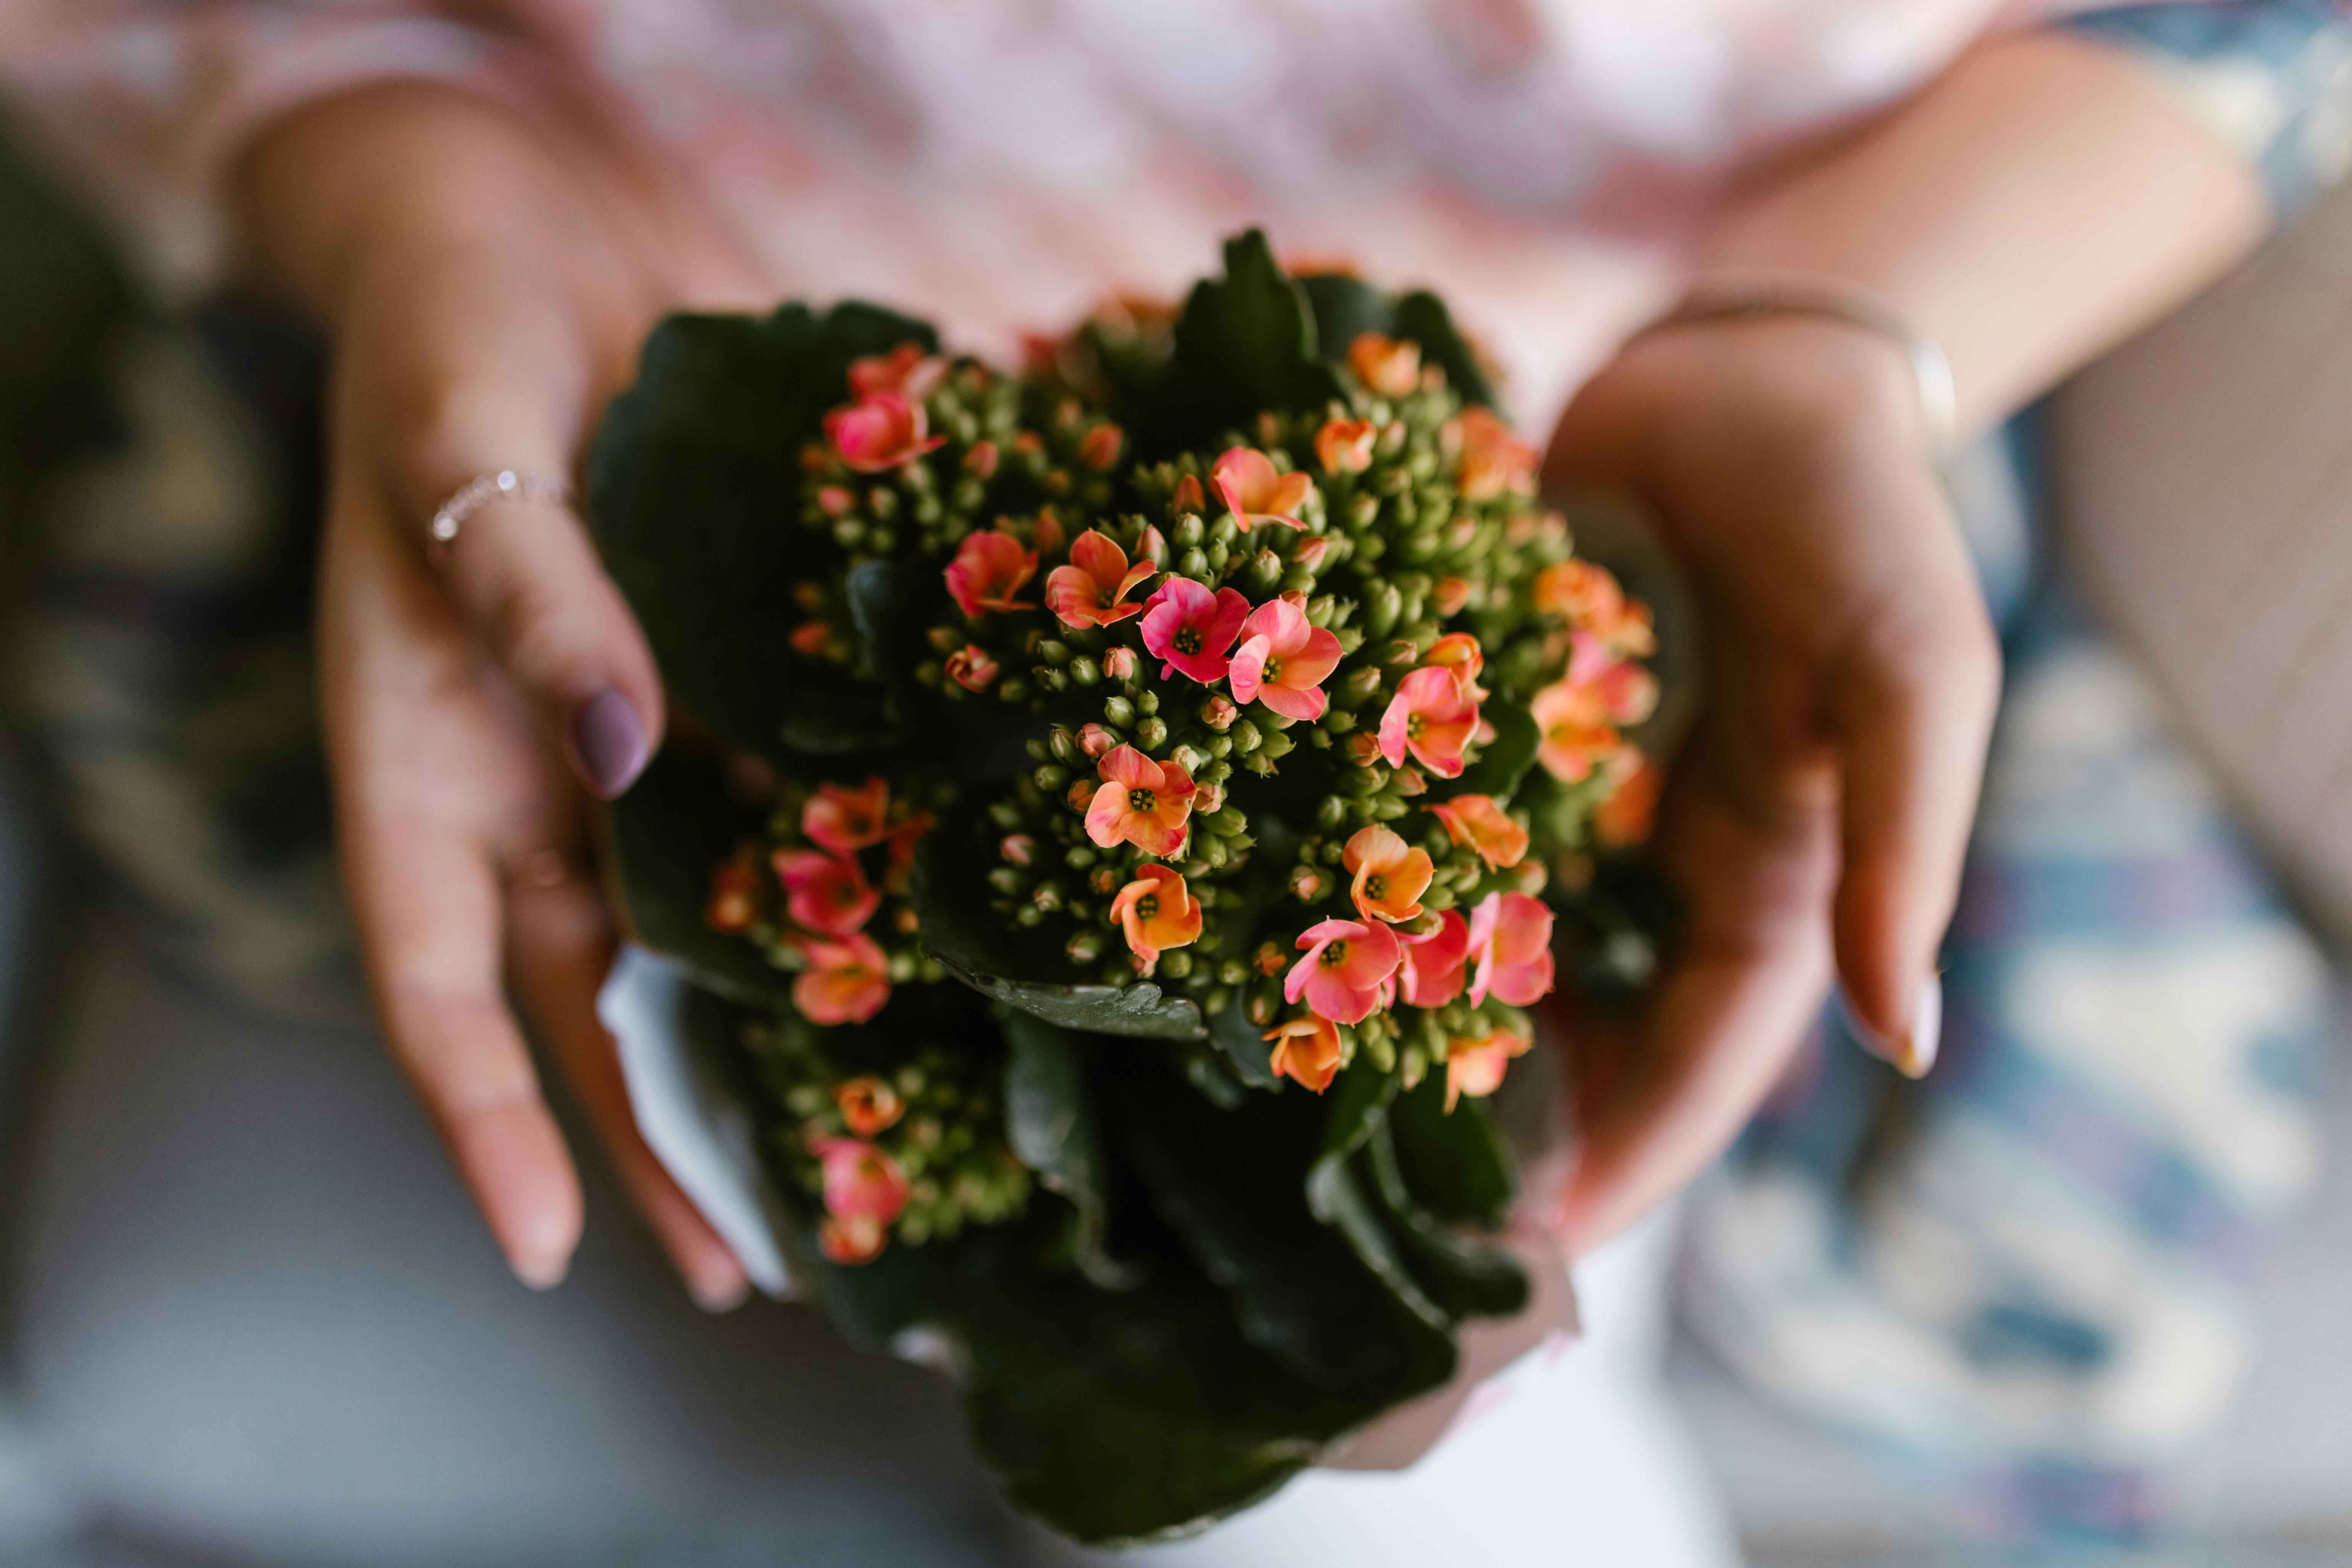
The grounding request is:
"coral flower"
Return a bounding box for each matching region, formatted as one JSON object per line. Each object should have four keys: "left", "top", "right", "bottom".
{"left": 1171, "top": 473, "right": 1206, "bottom": 514}
{"left": 1399, "top": 909, "right": 1471, "bottom": 1007}
{"left": 1227, "top": 597, "right": 1344, "bottom": 721}
{"left": 1315, "top": 417, "right": 1377, "bottom": 474}
{"left": 1139, "top": 579, "right": 1251, "bottom": 683}
{"left": 847, "top": 343, "right": 947, "bottom": 401}
{"left": 1341, "top": 823, "right": 1433, "bottom": 925}
{"left": 1533, "top": 560, "right": 1655, "bottom": 655}
{"left": 772, "top": 848, "right": 880, "bottom": 937}
{"left": 1426, "top": 794, "right": 1528, "bottom": 869}
{"left": 1108, "top": 863, "right": 1203, "bottom": 972}
{"left": 1285, "top": 917, "right": 1403, "bottom": 1026}
{"left": 1595, "top": 748, "right": 1662, "bottom": 848}
{"left": 1378, "top": 666, "right": 1480, "bottom": 778}
{"left": 704, "top": 852, "right": 766, "bottom": 934}
{"left": 1467, "top": 892, "right": 1555, "bottom": 1008}
{"left": 1078, "top": 424, "right": 1125, "bottom": 470}
{"left": 1211, "top": 447, "right": 1313, "bottom": 532}
{"left": 944, "top": 529, "right": 1037, "bottom": 618}
{"left": 793, "top": 933, "right": 891, "bottom": 1025}
{"left": 1445, "top": 1029, "right": 1533, "bottom": 1112}
{"left": 1422, "top": 632, "right": 1487, "bottom": 699}
{"left": 945, "top": 644, "right": 999, "bottom": 691}
{"left": 835, "top": 1075, "right": 905, "bottom": 1138}
{"left": 1046, "top": 530, "right": 1157, "bottom": 629}
{"left": 1103, "top": 646, "right": 1138, "bottom": 680}
{"left": 1264, "top": 1014, "right": 1346, "bottom": 1093}
{"left": 1348, "top": 332, "right": 1422, "bottom": 398}
{"left": 789, "top": 620, "right": 834, "bottom": 657}
{"left": 1084, "top": 745, "right": 1198, "bottom": 857}
{"left": 1452, "top": 407, "right": 1537, "bottom": 501}
{"left": 824, "top": 392, "right": 943, "bottom": 474}
{"left": 813, "top": 1137, "right": 911, "bottom": 1225}
{"left": 819, "top": 1213, "right": 887, "bottom": 1265}
{"left": 1530, "top": 676, "right": 1621, "bottom": 783}
{"left": 804, "top": 777, "right": 890, "bottom": 853}
{"left": 882, "top": 809, "right": 932, "bottom": 894}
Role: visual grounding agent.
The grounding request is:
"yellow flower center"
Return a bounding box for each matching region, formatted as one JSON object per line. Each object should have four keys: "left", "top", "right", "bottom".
{"left": 1128, "top": 786, "right": 1157, "bottom": 814}
{"left": 1261, "top": 654, "right": 1283, "bottom": 683}
{"left": 1133, "top": 893, "right": 1159, "bottom": 922}
{"left": 1321, "top": 940, "right": 1349, "bottom": 969}
{"left": 1173, "top": 627, "right": 1203, "bottom": 656}
{"left": 1363, "top": 874, "right": 1385, "bottom": 900}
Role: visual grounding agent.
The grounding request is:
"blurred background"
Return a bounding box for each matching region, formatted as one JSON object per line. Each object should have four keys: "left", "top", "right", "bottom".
{"left": 2, "top": 55, "right": 2351, "bottom": 1568}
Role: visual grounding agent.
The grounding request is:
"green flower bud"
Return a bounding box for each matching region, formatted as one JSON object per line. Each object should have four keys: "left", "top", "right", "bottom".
{"left": 1204, "top": 541, "right": 1230, "bottom": 575}
{"left": 1137, "top": 716, "right": 1168, "bottom": 750}
{"left": 1178, "top": 547, "right": 1210, "bottom": 579}
{"left": 1365, "top": 581, "right": 1402, "bottom": 639}
{"left": 1027, "top": 738, "right": 1051, "bottom": 762}
{"left": 987, "top": 801, "right": 1024, "bottom": 830}
{"left": 1066, "top": 932, "right": 1103, "bottom": 965}
{"left": 1232, "top": 720, "right": 1262, "bottom": 755}
{"left": 1103, "top": 695, "right": 1137, "bottom": 728}
{"left": 1322, "top": 709, "right": 1356, "bottom": 734}
{"left": 1037, "top": 639, "right": 1072, "bottom": 666}
{"left": 998, "top": 676, "right": 1030, "bottom": 703}
{"left": 1046, "top": 730, "right": 1076, "bottom": 763}
{"left": 1173, "top": 512, "right": 1205, "bottom": 547}
{"left": 1316, "top": 795, "right": 1348, "bottom": 831}
{"left": 1064, "top": 844, "right": 1097, "bottom": 869}
{"left": 1209, "top": 514, "right": 1239, "bottom": 549}
{"left": 1247, "top": 550, "right": 1282, "bottom": 593}
{"left": 1033, "top": 764, "right": 1070, "bottom": 791}
{"left": 1031, "top": 880, "right": 1065, "bottom": 914}
{"left": 1069, "top": 655, "right": 1101, "bottom": 687}
{"left": 1260, "top": 730, "right": 1295, "bottom": 761}
{"left": 1034, "top": 666, "right": 1068, "bottom": 693}
{"left": 1136, "top": 690, "right": 1160, "bottom": 715}
{"left": 1207, "top": 807, "right": 1249, "bottom": 838}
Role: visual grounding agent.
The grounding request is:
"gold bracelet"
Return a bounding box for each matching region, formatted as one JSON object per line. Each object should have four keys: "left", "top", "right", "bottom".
{"left": 1643, "top": 270, "right": 1959, "bottom": 467}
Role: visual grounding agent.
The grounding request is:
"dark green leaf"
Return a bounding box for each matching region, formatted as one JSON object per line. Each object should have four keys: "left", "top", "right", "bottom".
{"left": 1099, "top": 1051, "right": 1457, "bottom": 1396}
{"left": 1445, "top": 696, "right": 1539, "bottom": 799}
{"left": 1296, "top": 272, "right": 1395, "bottom": 363}
{"left": 1001, "top": 1014, "right": 1138, "bottom": 1288}
{"left": 1206, "top": 987, "right": 1280, "bottom": 1088}
{"left": 1357, "top": 1120, "right": 1528, "bottom": 1319}
{"left": 602, "top": 743, "right": 795, "bottom": 1007}
{"left": 913, "top": 811, "right": 1205, "bottom": 1041}
{"left": 1391, "top": 289, "right": 1497, "bottom": 408}
{"left": 1387, "top": 1070, "right": 1519, "bottom": 1230}
{"left": 587, "top": 303, "right": 937, "bottom": 759}
{"left": 1134, "top": 230, "right": 1332, "bottom": 458}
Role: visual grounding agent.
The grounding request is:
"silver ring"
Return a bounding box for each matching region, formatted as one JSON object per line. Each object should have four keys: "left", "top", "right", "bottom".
{"left": 427, "top": 469, "right": 571, "bottom": 551}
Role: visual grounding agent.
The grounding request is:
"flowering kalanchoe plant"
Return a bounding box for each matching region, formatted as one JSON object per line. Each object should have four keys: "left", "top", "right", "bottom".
{"left": 589, "top": 233, "right": 1667, "bottom": 1547}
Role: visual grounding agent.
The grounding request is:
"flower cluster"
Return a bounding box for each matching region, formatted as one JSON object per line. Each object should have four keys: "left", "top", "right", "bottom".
{"left": 741, "top": 1012, "right": 1031, "bottom": 1265}
{"left": 705, "top": 774, "right": 941, "bottom": 1025}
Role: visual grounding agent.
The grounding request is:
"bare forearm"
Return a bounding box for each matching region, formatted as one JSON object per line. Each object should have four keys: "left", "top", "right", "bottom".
{"left": 1703, "top": 30, "right": 2268, "bottom": 436}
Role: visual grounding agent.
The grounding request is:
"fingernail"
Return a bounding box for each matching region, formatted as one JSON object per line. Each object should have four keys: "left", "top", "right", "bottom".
{"left": 1838, "top": 972, "right": 1942, "bottom": 1079}
{"left": 691, "top": 1272, "right": 751, "bottom": 1314}
{"left": 569, "top": 687, "right": 648, "bottom": 799}
{"left": 511, "top": 1249, "right": 570, "bottom": 1291}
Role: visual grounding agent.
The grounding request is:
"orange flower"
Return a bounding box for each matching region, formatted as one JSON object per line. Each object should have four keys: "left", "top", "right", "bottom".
{"left": 772, "top": 848, "right": 880, "bottom": 937}
{"left": 789, "top": 620, "right": 834, "bottom": 656}
{"left": 1432, "top": 576, "right": 1473, "bottom": 617}
{"left": 1108, "top": 864, "right": 1203, "bottom": 973}
{"left": 1466, "top": 892, "right": 1554, "bottom": 1008}
{"left": 1171, "top": 472, "right": 1206, "bottom": 514}
{"left": 1264, "top": 1013, "right": 1346, "bottom": 1093}
{"left": 1046, "top": 530, "right": 1157, "bottom": 629}
{"left": 1444, "top": 1029, "right": 1533, "bottom": 1112}
{"left": 1341, "top": 823, "right": 1433, "bottom": 925}
{"left": 1422, "top": 631, "right": 1487, "bottom": 699}
{"left": 1399, "top": 908, "right": 1471, "bottom": 1007}
{"left": 944, "top": 529, "right": 1037, "bottom": 618}
{"left": 792, "top": 934, "right": 891, "bottom": 1025}
{"left": 1530, "top": 666, "right": 1639, "bottom": 784}
{"left": 1083, "top": 745, "right": 1198, "bottom": 857}
{"left": 835, "top": 1075, "right": 905, "bottom": 1138}
{"left": 1285, "top": 917, "right": 1403, "bottom": 1025}
{"left": 1348, "top": 332, "right": 1421, "bottom": 398}
{"left": 1211, "top": 446, "right": 1312, "bottom": 533}
{"left": 1426, "top": 794, "right": 1528, "bottom": 869}
{"left": 1228, "top": 596, "right": 1344, "bottom": 722}
{"left": 1595, "top": 747, "right": 1662, "bottom": 848}
{"left": 803, "top": 778, "right": 890, "bottom": 854}
{"left": 819, "top": 1213, "right": 887, "bottom": 1265}
{"left": 847, "top": 342, "right": 947, "bottom": 401}
{"left": 1378, "top": 666, "right": 1480, "bottom": 778}
{"left": 704, "top": 849, "right": 766, "bottom": 933}
{"left": 1315, "top": 417, "right": 1376, "bottom": 474}
{"left": 825, "top": 392, "right": 944, "bottom": 473}
{"left": 1078, "top": 423, "right": 1125, "bottom": 470}
{"left": 1452, "top": 407, "right": 1536, "bottom": 501}
{"left": 945, "top": 645, "right": 1000, "bottom": 691}
{"left": 1535, "top": 559, "right": 1657, "bottom": 657}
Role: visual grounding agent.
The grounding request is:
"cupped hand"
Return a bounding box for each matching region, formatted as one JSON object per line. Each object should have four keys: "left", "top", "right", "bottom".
{"left": 1539, "top": 316, "right": 2001, "bottom": 1257}
{"left": 239, "top": 84, "right": 767, "bottom": 1303}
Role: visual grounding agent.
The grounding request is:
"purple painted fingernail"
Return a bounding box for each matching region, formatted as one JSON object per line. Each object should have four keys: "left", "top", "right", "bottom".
{"left": 570, "top": 688, "right": 648, "bottom": 799}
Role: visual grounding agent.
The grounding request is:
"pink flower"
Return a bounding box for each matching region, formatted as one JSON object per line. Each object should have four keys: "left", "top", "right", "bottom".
{"left": 1399, "top": 909, "right": 1471, "bottom": 1007}
{"left": 1264, "top": 1014, "right": 1345, "bottom": 1093}
{"left": 1046, "top": 530, "right": 1157, "bottom": 630}
{"left": 1285, "top": 917, "right": 1404, "bottom": 1025}
{"left": 1211, "top": 447, "right": 1313, "bottom": 532}
{"left": 1198, "top": 694, "right": 1239, "bottom": 732}
{"left": 1315, "top": 417, "right": 1376, "bottom": 474}
{"left": 1531, "top": 675, "right": 1624, "bottom": 783}
{"left": 1109, "top": 864, "right": 1202, "bottom": 973}
{"left": 1422, "top": 632, "right": 1487, "bottom": 699}
{"left": 1294, "top": 535, "right": 1335, "bottom": 572}
{"left": 944, "top": 530, "right": 1037, "bottom": 618}
{"left": 1595, "top": 748, "right": 1662, "bottom": 848}
{"left": 1426, "top": 794, "right": 1528, "bottom": 870}
{"left": 1432, "top": 576, "right": 1473, "bottom": 617}
{"left": 1532, "top": 560, "right": 1654, "bottom": 656}
{"left": 1452, "top": 407, "right": 1536, "bottom": 500}
{"left": 772, "top": 848, "right": 880, "bottom": 937}
{"left": 1227, "top": 597, "right": 1344, "bottom": 722}
{"left": 835, "top": 1075, "right": 904, "bottom": 1138}
{"left": 1077, "top": 723, "right": 1116, "bottom": 759}
{"left": 1084, "top": 745, "right": 1198, "bottom": 858}
{"left": 1171, "top": 473, "right": 1206, "bottom": 515}
{"left": 962, "top": 440, "right": 1000, "bottom": 479}
{"left": 1466, "top": 893, "right": 1554, "bottom": 1008}
{"left": 1378, "top": 666, "right": 1480, "bottom": 778}
{"left": 1348, "top": 333, "right": 1421, "bottom": 398}
{"left": 1103, "top": 646, "right": 1138, "bottom": 681}
{"left": 1139, "top": 579, "right": 1251, "bottom": 683}
{"left": 945, "top": 645, "right": 999, "bottom": 691}
{"left": 1342, "top": 823, "right": 1433, "bottom": 925}
{"left": 813, "top": 1138, "right": 911, "bottom": 1225}
{"left": 847, "top": 343, "right": 947, "bottom": 401}
{"left": 1078, "top": 424, "right": 1125, "bottom": 470}
{"left": 793, "top": 933, "right": 891, "bottom": 1024}
{"left": 824, "top": 392, "right": 944, "bottom": 474}
{"left": 804, "top": 778, "right": 890, "bottom": 854}
{"left": 1444, "top": 1030, "right": 1533, "bottom": 1112}
{"left": 819, "top": 1214, "right": 887, "bottom": 1265}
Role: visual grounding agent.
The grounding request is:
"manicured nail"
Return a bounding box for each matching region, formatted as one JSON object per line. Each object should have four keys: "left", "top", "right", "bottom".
{"left": 511, "top": 1248, "right": 570, "bottom": 1291}
{"left": 1838, "top": 972, "right": 1942, "bottom": 1079}
{"left": 569, "top": 687, "right": 648, "bottom": 799}
{"left": 691, "top": 1271, "right": 751, "bottom": 1314}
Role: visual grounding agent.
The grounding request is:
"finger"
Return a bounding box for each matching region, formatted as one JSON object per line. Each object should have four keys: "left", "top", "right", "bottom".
{"left": 507, "top": 861, "right": 752, "bottom": 1312}
{"left": 1551, "top": 763, "right": 1840, "bottom": 1257}
{"left": 344, "top": 244, "right": 666, "bottom": 799}
{"left": 322, "top": 488, "right": 585, "bottom": 1289}
{"left": 1827, "top": 572, "right": 2000, "bottom": 1076}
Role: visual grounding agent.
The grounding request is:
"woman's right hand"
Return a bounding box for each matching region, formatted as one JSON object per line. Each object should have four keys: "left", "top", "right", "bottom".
{"left": 235, "top": 82, "right": 767, "bottom": 1305}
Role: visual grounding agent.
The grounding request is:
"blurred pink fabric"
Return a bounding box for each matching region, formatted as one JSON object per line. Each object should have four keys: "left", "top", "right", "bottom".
{"left": 0, "top": 0, "right": 2096, "bottom": 424}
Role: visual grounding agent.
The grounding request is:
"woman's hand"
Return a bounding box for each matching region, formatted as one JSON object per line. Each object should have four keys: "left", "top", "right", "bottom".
{"left": 1541, "top": 315, "right": 2001, "bottom": 1255}
{"left": 237, "top": 84, "right": 765, "bottom": 1303}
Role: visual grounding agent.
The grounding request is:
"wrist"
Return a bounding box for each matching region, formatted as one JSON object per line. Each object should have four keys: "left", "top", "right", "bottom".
{"left": 1603, "top": 313, "right": 1929, "bottom": 466}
